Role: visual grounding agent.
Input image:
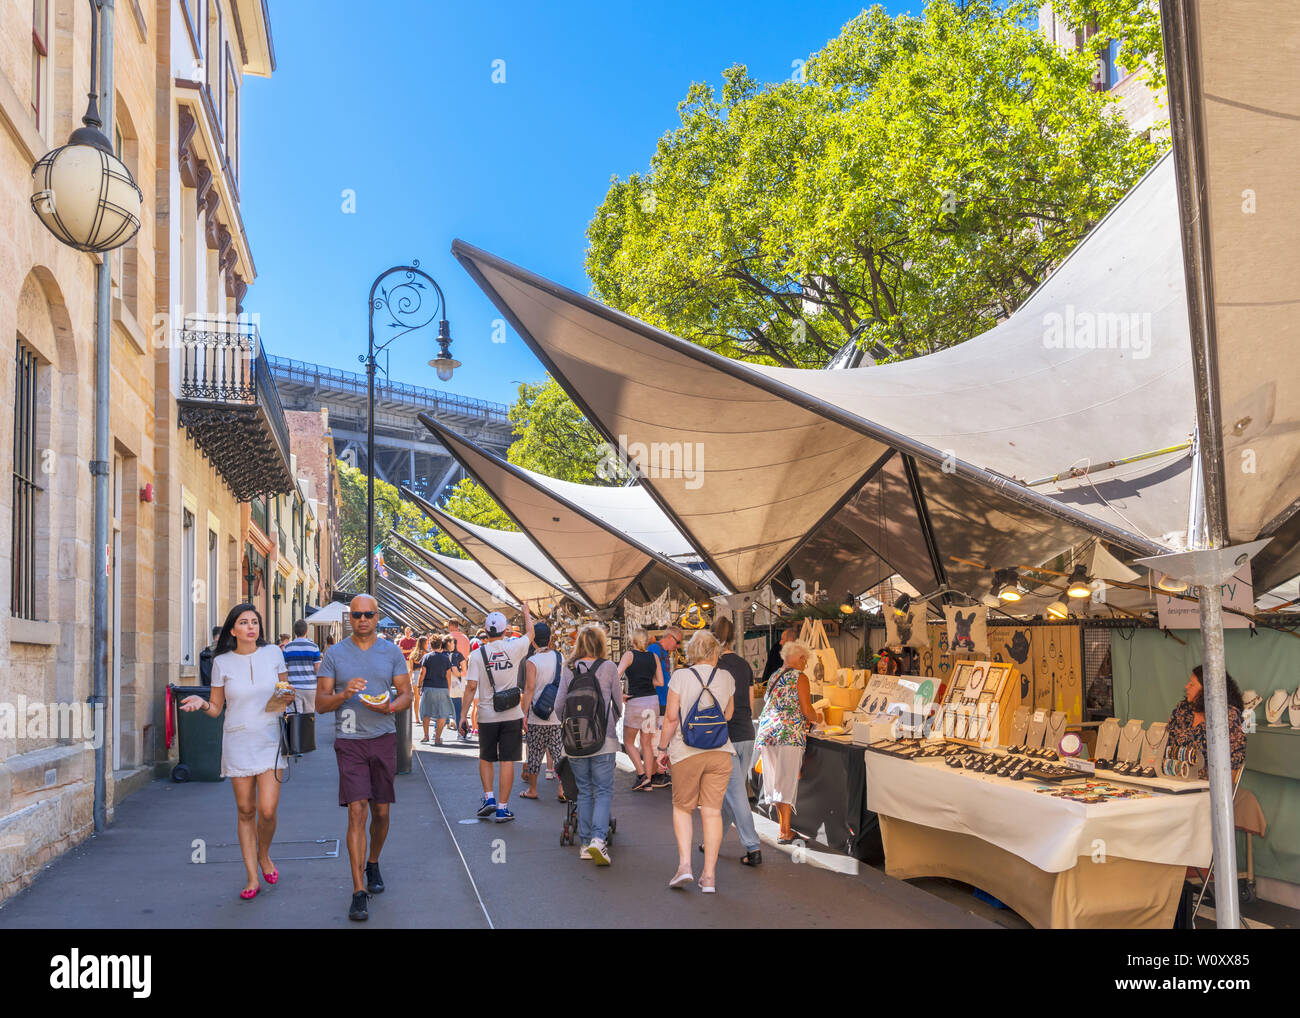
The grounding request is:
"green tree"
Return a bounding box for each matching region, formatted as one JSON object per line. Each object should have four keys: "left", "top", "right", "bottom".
{"left": 1047, "top": 0, "right": 1165, "bottom": 90}
{"left": 506, "top": 377, "right": 628, "bottom": 485}
{"left": 586, "top": 0, "right": 1163, "bottom": 368}
{"left": 337, "top": 463, "right": 444, "bottom": 572}
{"left": 434, "top": 477, "right": 517, "bottom": 556}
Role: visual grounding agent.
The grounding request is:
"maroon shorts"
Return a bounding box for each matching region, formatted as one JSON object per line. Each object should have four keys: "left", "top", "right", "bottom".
{"left": 335, "top": 732, "right": 397, "bottom": 806}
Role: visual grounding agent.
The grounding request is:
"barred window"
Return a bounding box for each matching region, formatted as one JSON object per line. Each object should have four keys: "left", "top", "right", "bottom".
{"left": 12, "top": 342, "right": 41, "bottom": 619}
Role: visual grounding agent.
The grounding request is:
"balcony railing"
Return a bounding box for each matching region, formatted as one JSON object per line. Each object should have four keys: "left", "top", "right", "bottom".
{"left": 251, "top": 496, "right": 268, "bottom": 534}
{"left": 177, "top": 318, "right": 296, "bottom": 501}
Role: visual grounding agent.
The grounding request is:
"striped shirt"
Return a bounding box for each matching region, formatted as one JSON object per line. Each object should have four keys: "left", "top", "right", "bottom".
{"left": 282, "top": 636, "right": 322, "bottom": 688}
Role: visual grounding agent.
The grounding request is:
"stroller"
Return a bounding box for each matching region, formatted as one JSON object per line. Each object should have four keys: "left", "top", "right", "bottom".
{"left": 556, "top": 756, "right": 618, "bottom": 847}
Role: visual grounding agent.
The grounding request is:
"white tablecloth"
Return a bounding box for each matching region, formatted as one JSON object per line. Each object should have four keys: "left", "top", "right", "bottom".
{"left": 864, "top": 752, "right": 1212, "bottom": 873}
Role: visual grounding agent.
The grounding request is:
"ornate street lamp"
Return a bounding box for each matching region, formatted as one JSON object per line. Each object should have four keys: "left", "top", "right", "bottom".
{"left": 364, "top": 262, "right": 452, "bottom": 593}
{"left": 29, "top": 0, "right": 141, "bottom": 253}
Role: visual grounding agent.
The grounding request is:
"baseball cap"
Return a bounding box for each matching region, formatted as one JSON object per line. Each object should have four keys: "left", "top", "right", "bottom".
{"left": 533, "top": 621, "right": 551, "bottom": 647}
{"left": 484, "top": 611, "right": 509, "bottom": 636}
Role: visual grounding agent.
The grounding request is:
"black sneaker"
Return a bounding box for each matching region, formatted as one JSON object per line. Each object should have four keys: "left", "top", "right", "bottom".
{"left": 651, "top": 772, "right": 670, "bottom": 788}
{"left": 348, "top": 891, "right": 369, "bottom": 921}
{"left": 365, "top": 861, "right": 384, "bottom": 894}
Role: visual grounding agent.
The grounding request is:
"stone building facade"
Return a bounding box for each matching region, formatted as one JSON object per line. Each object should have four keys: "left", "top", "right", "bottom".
{"left": 0, "top": 1, "right": 333, "bottom": 903}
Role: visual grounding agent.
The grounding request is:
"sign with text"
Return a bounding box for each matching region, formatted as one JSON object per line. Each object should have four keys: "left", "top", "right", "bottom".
{"left": 1155, "top": 566, "right": 1253, "bottom": 629}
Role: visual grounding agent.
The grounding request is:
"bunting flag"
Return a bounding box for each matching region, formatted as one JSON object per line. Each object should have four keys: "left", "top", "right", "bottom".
{"left": 374, "top": 547, "right": 388, "bottom": 580}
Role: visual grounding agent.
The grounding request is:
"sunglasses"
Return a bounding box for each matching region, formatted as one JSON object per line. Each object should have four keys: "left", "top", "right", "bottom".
{"left": 350, "top": 611, "right": 377, "bottom": 619}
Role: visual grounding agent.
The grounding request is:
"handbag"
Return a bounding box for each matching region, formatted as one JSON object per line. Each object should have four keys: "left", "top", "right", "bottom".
{"left": 280, "top": 701, "right": 316, "bottom": 757}
{"left": 481, "top": 645, "right": 522, "bottom": 713}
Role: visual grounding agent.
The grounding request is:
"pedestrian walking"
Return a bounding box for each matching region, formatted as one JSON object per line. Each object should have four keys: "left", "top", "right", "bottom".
{"left": 445, "top": 636, "right": 468, "bottom": 740}
{"left": 617, "top": 627, "right": 664, "bottom": 792}
{"left": 277, "top": 634, "right": 290, "bottom": 650}
{"left": 761, "top": 626, "right": 798, "bottom": 682}
{"left": 555, "top": 623, "right": 621, "bottom": 863}
{"left": 460, "top": 606, "right": 536, "bottom": 823}
{"left": 708, "top": 617, "right": 761, "bottom": 866}
{"left": 282, "top": 619, "right": 322, "bottom": 713}
{"left": 315, "top": 594, "right": 414, "bottom": 921}
{"left": 754, "top": 639, "right": 820, "bottom": 844}
{"left": 646, "top": 626, "right": 682, "bottom": 788}
{"left": 397, "top": 626, "right": 417, "bottom": 657}
{"left": 520, "top": 622, "right": 566, "bottom": 801}
{"left": 656, "top": 629, "right": 735, "bottom": 893}
{"left": 179, "top": 603, "right": 294, "bottom": 900}
{"left": 418, "top": 639, "right": 456, "bottom": 746}
{"left": 198, "top": 625, "right": 221, "bottom": 686}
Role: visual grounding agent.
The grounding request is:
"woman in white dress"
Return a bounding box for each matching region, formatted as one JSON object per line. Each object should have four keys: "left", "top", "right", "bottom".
{"left": 180, "top": 603, "right": 292, "bottom": 900}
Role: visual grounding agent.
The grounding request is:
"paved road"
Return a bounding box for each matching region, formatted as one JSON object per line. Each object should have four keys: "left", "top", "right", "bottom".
{"left": 0, "top": 716, "right": 995, "bottom": 929}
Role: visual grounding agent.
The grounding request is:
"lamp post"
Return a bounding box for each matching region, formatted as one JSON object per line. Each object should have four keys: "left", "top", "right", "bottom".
{"left": 364, "top": 262, "right": 455, "bottom": 594}
{"left": 28, "top": 0, "right": 142, "bottom": 839}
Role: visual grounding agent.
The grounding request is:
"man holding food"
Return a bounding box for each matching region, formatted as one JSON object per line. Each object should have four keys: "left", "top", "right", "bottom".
{"left": 316, "top": 593, "right": 414, "bottom": 921}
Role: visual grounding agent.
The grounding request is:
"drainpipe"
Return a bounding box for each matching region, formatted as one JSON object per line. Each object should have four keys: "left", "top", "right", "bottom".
{"left": 90, "top": 0, "right": 116, "bottom": 834}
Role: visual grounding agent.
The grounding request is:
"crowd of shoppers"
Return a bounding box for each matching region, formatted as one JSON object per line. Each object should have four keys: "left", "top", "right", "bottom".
{"left": 186, "top": 595, "right": 822, "bottom": 914}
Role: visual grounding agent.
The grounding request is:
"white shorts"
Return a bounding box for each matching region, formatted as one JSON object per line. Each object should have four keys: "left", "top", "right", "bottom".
{"left": 625, "top": 696, "right": 659, "bottom": 734}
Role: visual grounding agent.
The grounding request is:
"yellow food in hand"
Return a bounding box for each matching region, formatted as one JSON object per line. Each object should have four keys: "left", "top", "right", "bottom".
{"left": 359, "top": 691, "right": 390, "bottom": 706}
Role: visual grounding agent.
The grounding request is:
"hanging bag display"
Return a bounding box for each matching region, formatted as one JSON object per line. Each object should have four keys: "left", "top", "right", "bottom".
{"left": 798, "top": 618, "right": 840, "bottom": 689}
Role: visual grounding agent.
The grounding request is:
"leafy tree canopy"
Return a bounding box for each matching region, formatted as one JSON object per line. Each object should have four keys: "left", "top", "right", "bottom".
{"left": 506, "top": 377, "right": 628, "bottom": 485}
{"left": 337, "top": 462, "right": 444, "bottom": 572}
{"left": 1047, "top": 0, "right": 1165, "bottom": 90}
{"left": 586, "top": 0, "right": 1163, "bottom": 369}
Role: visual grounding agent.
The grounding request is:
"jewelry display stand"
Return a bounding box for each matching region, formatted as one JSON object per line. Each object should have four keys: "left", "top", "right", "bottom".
{"left": 1094, "top": 718, "right": 1121, "bottom": 762}
{"left": 1140, "top": 722, "right": 1169, "bottom": 770}
{"left": 1025, "top": 709, "right": 1048, "bottom": 750}
{"left": 1008, "top": 706, "right": 1030, "bottom": 747}
{"left": 938, "top": 660, "right": 1020, "bottom": 747}
{"left": 1044, "top": 711, "right": 1068, "bottom": 753}
{"left": 1116, "top": 719, "right": 1144, "bottom": 764}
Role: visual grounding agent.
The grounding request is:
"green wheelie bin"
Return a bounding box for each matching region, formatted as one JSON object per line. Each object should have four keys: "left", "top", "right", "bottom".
{"left": 170, "top": 684, "right": 225, "bottom": 782}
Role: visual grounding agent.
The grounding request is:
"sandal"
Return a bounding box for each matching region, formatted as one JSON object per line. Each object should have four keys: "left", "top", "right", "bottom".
{"left": 518, "top": 791, "right": 538, "bottom": 800}
{"left": 262, "top": 868, "right": 279, "bottom": 885}
{"left": 240, "top": 886, "right": 259, "bottom": 900}
{"left": 668, "top": 870, "right": 695, "bottom": 890}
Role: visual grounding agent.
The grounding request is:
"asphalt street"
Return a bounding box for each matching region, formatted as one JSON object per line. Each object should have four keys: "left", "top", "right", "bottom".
{"left": 0, "top": 714, "right": 995, "bottom": 929}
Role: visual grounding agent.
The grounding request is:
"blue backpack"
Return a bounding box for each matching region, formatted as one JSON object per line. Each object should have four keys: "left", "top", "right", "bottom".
{"left": 681, "top": 666, "right": 729, "bottom": 749}
{"left": 531, "top": 651, "right": 564, "bottom": 721}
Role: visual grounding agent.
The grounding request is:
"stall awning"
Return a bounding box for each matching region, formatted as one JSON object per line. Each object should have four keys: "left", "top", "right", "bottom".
{"left": 452, "top": 155, "right": 1195, "bottom": 596}
{"left": 386, "top": 538, "right": 489, "bottom": 624}
{"left": 390, "top": 532, "right": 520, "bottom": 614}
{"left": 401, "top": 485, "right": 593, "bottom": 614}
{"left": 417, "top": 414, "right": 725, "bottom": 605}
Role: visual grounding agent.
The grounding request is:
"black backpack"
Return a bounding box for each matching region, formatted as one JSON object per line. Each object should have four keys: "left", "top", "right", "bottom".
{"left": 560, "top": 659, "right": 620, "bottom": 757}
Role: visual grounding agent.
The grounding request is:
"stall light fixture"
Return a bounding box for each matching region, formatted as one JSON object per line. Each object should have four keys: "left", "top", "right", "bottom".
{"left": 1046, "top": 600, "right": 1069, "bottom": 620}
{"left": 1066, "top": 564, "right": 1092, "bottom": 598}
{"left": 996, "top": 568, "right": 1022, "bottom": 602}
{"left": 1156, "top": 571, "right": 1189, "bottom": 593}
{"left": 840, "top": 591, "right": 855, "bottom": 615}
{"left": 893, "top": 593, "right": 912, "bottom": 617}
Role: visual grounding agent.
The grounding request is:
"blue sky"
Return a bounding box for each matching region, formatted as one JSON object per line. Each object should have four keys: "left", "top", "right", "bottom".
{"left": 239, "top": 0, "right": 909, "bottom": 406}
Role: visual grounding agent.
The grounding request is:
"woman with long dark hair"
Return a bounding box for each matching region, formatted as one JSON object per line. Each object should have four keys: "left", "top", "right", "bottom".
{"left": 180, "top": 603, "right": 293, "bottom": 900}
{"left": 1166, "top": 664, "right": 1247, "bottom": 774}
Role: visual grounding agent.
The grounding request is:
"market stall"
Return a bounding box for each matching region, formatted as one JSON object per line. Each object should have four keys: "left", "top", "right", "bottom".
{"left": 865, "top": 750, "right": 1210, "bottom": 928}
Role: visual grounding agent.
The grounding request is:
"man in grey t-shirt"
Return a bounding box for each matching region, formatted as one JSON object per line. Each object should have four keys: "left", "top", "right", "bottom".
{"left": 316, "top": 594, "right": 412, "bottom": 922}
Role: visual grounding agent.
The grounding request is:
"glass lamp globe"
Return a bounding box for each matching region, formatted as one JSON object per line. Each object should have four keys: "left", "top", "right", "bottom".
{"left": 429, "top": 356, "right": 461, "bottom": 382}
{"left": 30, "top": 133, "right": 142, "bottom": 253}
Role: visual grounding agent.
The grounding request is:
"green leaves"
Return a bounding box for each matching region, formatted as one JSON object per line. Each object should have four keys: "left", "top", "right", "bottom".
{"left": 585, "top": 0, "right": 1164, "bottom": 368}
{"left": 506, "top": 377, "right": 625, "bottom": 485}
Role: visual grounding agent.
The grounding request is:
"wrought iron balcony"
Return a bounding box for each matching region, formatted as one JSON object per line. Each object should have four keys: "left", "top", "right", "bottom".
{"left": 177, "top": 318, "right": 295, "bottom": 501}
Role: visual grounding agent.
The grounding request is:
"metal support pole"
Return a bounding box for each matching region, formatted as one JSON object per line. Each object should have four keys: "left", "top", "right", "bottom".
{"left": 365, "top": 345, "right": 375, "bottom": 595}
{"left": 1198, "top": 581, "right": 1240, "bottom": 928}
{"left": 90, "top": 0, "right": 114, "bottom": 836}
